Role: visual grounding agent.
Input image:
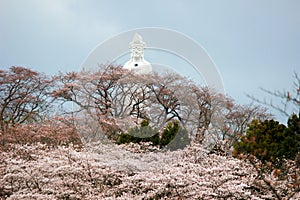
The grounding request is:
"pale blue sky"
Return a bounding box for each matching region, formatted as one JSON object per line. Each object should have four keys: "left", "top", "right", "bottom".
{"left": 1, "top": 0, "right": 299, "bottom": 121}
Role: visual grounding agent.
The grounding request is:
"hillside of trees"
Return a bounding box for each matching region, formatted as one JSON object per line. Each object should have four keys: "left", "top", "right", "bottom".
{"left": 0, "top": 66, "right": 299, "bottom": 199}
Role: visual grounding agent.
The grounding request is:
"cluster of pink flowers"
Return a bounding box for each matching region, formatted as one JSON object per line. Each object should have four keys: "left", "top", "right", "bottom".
{"left": 1, "top": 142, "right": 298, "bottom": 199}
{"left": 0, "top": 117, "right": 82, "bottom": 147}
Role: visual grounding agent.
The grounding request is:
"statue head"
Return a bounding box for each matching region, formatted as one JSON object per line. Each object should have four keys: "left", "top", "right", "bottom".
{"left": 130, "top": 33, "right": 146, "bottom": 59}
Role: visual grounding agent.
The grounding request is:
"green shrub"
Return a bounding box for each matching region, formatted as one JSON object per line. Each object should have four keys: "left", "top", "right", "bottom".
{"left": 160, "top": 121, "right": 180, "bottom": 148}
{"left": 282, "top": 113, "right": 300, "bottom": 159}
{"left": 117, "top": 120, "right": 159, "bottom": 145}
{"left": 117, "top": 120, "right": 189, "bottom": 150}
{"left": 233, "top": 113, "right": 300, "bottom": 164}
{"left": 163, "top": 127, "right": 190, "bottom": 150}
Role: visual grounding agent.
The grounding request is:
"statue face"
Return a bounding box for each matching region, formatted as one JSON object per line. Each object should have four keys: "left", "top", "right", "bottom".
{"left": 132, "top": 46, "right": 143, "bottom": 57}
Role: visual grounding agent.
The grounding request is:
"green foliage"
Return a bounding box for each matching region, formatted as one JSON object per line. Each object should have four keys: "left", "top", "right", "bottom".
{"left": 117, "top": 120, "right": 189, "bottom": 150}
{"left": 160, "top": 121, "right": 180, "bottom": 148}
{"left": 233, "top": 114, "right": 300, "bottom": 164}
{"left": 140, "top": 119, "right": 150, "bottom": 127}
{"left": 282, "top": 113, "right": 300, "bottom": 159}
{"left": 117, "top": 120, "right": 160, "bottom": 146}
{"left": 164, "top": 128, "right": 191, "bottom": 150}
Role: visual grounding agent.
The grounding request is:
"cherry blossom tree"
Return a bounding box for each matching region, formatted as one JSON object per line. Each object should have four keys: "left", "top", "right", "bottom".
{"left": 212, "top": 103, "right": 270, "bottom": 153}
{"left": 52, "top": 65, "right": 269, "bottom": 150}
{"left": 1, "top": 65, "right": 298, "bottom": 199}
{"left": 0, "top": 66, "right": 53, "bottom": 131}
{"left": 1, "top": 141, "right": 299, "bottom": 199}
{"left": 0, "top": 116, "right": 82, "bottom": 149}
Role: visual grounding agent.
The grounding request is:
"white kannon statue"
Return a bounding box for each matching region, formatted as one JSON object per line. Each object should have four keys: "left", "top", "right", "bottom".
{"left": 124, "top": 33, "right": 152, "bottom": 74}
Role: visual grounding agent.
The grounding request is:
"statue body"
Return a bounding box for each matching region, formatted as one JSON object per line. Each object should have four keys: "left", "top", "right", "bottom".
{"left": 122, "top": 33, "right": 152, "bottom": 124}
{"left": 124, "top": 33, "right": 152, "bottom": 74}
